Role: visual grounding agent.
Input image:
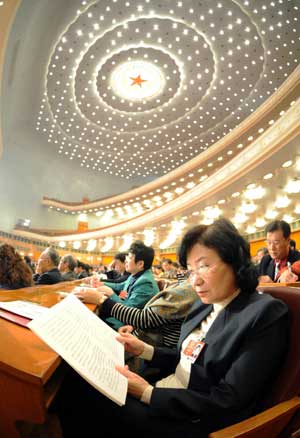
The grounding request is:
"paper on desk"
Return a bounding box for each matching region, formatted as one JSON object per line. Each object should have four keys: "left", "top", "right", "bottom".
{"left": 28, "top": 293, "right": 127, "bottom": 406}
{"left": 0, "top": 300, "right": 50, "bottom": 319}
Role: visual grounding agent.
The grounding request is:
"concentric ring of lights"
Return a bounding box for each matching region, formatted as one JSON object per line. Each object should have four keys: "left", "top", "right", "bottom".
{"left": 38, "top": 0, "right": 299, "bottom": 178}
{"left": 73, "top": 17, "right": 215, "bottom": 131}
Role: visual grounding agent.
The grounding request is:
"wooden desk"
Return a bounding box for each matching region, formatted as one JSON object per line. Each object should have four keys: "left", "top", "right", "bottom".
{"left": 258, "top": 281, "right": 300, "bottom": 288}
{"left": 0, "top": 281, "right": 95, "bottom": 437}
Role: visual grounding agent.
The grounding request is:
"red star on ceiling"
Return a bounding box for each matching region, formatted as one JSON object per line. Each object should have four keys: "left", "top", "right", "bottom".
{"left": 130, "top": 74, "right": 147, "bottom": 87}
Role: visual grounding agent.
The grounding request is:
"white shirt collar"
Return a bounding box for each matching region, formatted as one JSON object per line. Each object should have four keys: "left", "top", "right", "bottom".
{"left": 213, "top": 288, "right": 241, "bottom": 314}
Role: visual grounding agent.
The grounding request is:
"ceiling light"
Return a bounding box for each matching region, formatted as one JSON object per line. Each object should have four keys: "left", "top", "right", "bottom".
{"left": 239, "top": 203, "right": 257, "bottom": 214}
{"left": 244, "top": 185, "right": 265, "bottom": 200}
{"left": 110, "top": 60, "right": 165, "bottom": 101}
{"left": 233, "top": 213, "right": 248, "bottom": 224}
{"left": 284, "top": 180, "right": 300, "bottom": 194}
{"left": 246, "top": 225, "right": 257, "bottom": 234}
{"left": 255, "top": 218, "right": 266, "bottom": 228}
{"left": 263, "top": 173, "right": 273, "bottom": 180}
{"left": 282, "top": 160, "right": 293, "bottom": 168}
{"left": 101, "top": 237, "right": 114, "bottom": 253}
{"left": 275, "top": 196, "right": 290, "bottom": 208}
{"left": 283, "top": 214, "right": 295, "bottom": 223}
{"left": 73, "top": 241, "right": 81, "bottom": 250}
{"left": 265, "top": 210, "right": 278, "bottom": 219}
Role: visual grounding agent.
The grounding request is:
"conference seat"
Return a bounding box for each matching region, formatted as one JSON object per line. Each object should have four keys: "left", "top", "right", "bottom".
{"left": 209, "top": 286, "right": 300, "bottom": 438}
{"left": 156, "top": 279, "right": 167, "bottom": 291}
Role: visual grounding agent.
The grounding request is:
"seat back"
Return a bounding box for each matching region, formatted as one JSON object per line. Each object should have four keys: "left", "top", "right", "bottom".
{"left": 257, "top": 286, "right": 300, "bottom": 409}
{"left": 156, "top": 279, "right": 166, "bottom": 291}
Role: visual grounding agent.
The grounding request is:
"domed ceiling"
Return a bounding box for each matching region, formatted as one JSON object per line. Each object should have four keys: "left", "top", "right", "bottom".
{"left": 36, "top": 0, "right": 299, "bottom": 179}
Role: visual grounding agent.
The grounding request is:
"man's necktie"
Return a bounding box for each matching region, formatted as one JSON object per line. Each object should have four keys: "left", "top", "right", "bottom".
{"left": 274, "top": 261, "right": 280, "bottom": 281}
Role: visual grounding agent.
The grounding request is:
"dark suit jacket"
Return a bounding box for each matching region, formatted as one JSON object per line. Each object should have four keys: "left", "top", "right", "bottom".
{"left": 105, "top": 270, "right": 130, "bottom": 283}
{"left": 33, "top": 268, "right": 63, "bottom": 285}
{"left": 258, "top": 249, "right": 300, "bottom": 281}
{"left": 147, "top": 290, "right": 288, "bottom": 431}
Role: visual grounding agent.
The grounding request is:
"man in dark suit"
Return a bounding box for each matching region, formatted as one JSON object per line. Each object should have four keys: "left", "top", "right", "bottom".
{"left": 33, "top": 247, "right": 63, "bottom": 285}
{"left": 258, "top": 219, "right": 300, "bottom": 283}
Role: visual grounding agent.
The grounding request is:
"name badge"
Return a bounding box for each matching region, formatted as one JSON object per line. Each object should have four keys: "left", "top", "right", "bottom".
{"left": 183, "top": 340, "right": 206, "bottom": 363}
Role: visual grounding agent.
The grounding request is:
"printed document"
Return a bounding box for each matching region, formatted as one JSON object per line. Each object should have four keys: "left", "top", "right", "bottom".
{"left": 0, "top": 300, "right": 49, "bottom": 319}
{"left": 28, "top": 294, "right": 127, "bottom": 405}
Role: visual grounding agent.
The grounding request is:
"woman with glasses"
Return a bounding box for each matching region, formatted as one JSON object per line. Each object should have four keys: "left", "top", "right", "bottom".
{"left": 56, "top": 218, "right": 288, "bottom": 438}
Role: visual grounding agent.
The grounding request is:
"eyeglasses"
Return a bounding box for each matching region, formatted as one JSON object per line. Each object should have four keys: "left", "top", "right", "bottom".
{"left": 187, "top": 264, "right": 215, "bottom": 277}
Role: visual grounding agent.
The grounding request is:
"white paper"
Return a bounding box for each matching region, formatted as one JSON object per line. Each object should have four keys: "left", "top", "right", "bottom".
{"left": 28, "top": 294, "right": 127, "bottom": 406}
{"left": 0, "top": 300, "right": 49, "bottom": 319}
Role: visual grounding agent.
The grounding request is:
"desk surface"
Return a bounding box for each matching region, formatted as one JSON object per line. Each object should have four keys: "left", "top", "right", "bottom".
{"left": 0, "top": 280, "right": 93, "bottom": 386}
{"left": 0, "top": 280, "right": 96, "bottom": 436}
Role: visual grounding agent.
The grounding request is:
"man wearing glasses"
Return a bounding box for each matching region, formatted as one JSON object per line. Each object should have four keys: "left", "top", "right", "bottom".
{"left": 258, "top": 220, "right": 300, "bottom": 283}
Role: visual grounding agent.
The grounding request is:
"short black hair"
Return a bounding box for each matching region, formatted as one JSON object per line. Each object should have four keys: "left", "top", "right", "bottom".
{"left": 77, "top": 260, "right": 86, "bottom": 270}
{"left": 128, "top": 240, "right": 154, "bottom": 270}
{"left": 290, "top": 239, "right": 296, "bottom": 249}
{"left": 178, "top": 217, "right": 258, "bottom": 294}
{"left": 114, "top": 252, "right": 128, "bottom": 263}
{"left": 265, "top": 220, "right": 291, "bottom": 239}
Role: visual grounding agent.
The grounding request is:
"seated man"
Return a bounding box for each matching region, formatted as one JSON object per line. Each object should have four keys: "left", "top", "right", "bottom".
{"left": 258, "top": 219, "right": 300, "bottom": 283}
{"left": 58, "top": 254, "right": 77, "bottom": 281}
{"left": 161, "top": 258, "right": 178, "bottom": 280}
{"left": 33, "top": 247, "right": 63, "bottom": 285}
{"left": 74, "top": 240, "right": 159, "bottom": 330}
{"left": 74, "top": 261, "right": 89, "bottom": 279}
{"left": 105, "top": 252, "right": 130, "bottom": 283}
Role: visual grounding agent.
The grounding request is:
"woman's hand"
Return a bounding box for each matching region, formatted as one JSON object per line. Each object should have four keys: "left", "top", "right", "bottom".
{"left": 96, "top": 285, "right": 114, "bottom": 297}
{"left": 116, "top": 331, "right": 145, "bottom": 356}
{"left": 90, "top": 276, "right": 104, "bottom": 288}
{"left": 115, "top": 365, "right": 149, "bottom": 399}
{"left": 118, "top": 325, "right": 134, "bottom": 335}
{"left": 73, "top": 287, "right": 104, "bottom": 305}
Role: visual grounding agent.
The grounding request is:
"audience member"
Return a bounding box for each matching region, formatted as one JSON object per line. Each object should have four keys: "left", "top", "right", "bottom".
{"left": 172, "top": 261, "right": 188, "bottom": 283}
{"left": 58, "top": 254, "right": 77, "bottom": 281}
{"left": 24, "top": 254, "right": 35, "bottom": 273}
{"left": 258, "top": 220, "right": 300, "bottom": 283}
{"left": 75, "top": 261, "right": 89, "bottom": 279}
{"left": 161, "top": 258, "right": 178, "bottom": 279}
{"left": 74, "top": 240, "right": 159, "bottom": 330}
{"left": 152, "top": 264, "right": 164, "bottom": 278}
{"left": 102, "top": 280, "right": 197, "bottom": 349}
{"left": 97, "top": 263, "right": 107, "bottom": 274}
{"left": 290, "top": 239, "right": 297, "bottom": 251}
{"left": 0, "top": 243, "right": 34, "bottom": 289}
{"left": 56, "top": 218, "right": 288, "bottom": 438}
{"left": 254, "top": 247, "right": 269, "bottom": 265}
{"left": 33, "top": 247, "right": 63, "bottom": 285}
{"left": 105, "top": 252, "right": 130, "bottom": 283}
